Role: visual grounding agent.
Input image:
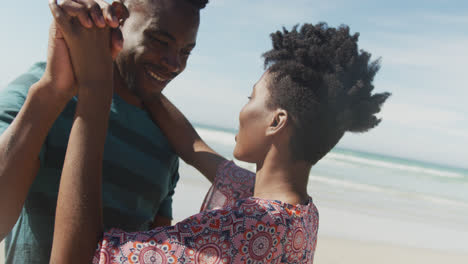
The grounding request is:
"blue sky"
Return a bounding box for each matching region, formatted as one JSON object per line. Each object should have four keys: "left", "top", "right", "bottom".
{"left": 1, "top": 0, "right": 467, "bottom": 168}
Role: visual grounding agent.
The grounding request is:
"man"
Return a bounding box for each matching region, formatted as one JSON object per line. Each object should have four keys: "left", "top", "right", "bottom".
{"left": 0, "top": 0, "right": 208, "bottom": 262}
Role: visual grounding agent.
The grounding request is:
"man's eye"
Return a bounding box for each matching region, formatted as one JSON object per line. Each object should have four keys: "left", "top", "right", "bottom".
{"left": 156, "top": 39, "right": 168, "bottom": 46}
{"left": 247, "top": 96, "right": 252, "bottom": 100}
{"left": 181, "top": 50, "right": 192, "bottom": 56}
{"left": 149, "top": 35, "right": 168, "bottom": 46}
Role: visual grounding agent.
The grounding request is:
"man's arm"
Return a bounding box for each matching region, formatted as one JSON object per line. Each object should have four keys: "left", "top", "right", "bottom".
{"left": 144, "top": 94, "right": 226, "bottom": 183}
{"left": 0, "top": 12, "right": 83, "bottom": 240}
{"left": 0, "top": 80, "right": 71, "bottom": 240}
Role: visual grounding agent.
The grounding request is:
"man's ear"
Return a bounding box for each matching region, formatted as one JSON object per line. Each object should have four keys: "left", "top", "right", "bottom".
{"left": 266, "top": 109, "right": 288, "bottom": 136}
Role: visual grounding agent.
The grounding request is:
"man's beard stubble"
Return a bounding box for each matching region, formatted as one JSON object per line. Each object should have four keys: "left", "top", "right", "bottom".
{"left": 115, "top": 56, "right": 141, "bottom": 98}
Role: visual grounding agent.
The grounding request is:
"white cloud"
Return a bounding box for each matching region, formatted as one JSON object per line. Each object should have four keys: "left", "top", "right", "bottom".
{"left": 383, "top": 102, "right": 466, "bottom": 128}
{"left": 366, "top": 34, "right": 468, "bottom": 72}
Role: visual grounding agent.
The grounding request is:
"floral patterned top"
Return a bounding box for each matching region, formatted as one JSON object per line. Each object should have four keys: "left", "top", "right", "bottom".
{"left": 93, "top": 160, "right": 319, "bottom": 263}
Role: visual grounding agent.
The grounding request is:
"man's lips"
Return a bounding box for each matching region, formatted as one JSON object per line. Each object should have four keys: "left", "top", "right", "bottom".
{"left": 144, "top": 65, "right": 172, "bottom": 83}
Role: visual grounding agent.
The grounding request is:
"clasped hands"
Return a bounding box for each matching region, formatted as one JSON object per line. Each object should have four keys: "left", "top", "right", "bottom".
{"left": 47, "top": 0, "right": 129, "bottom": 97}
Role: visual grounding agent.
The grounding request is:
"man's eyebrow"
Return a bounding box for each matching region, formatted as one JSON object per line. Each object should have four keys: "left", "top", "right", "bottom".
{"left": 148, "top": 29, "right": 196, "bottom": 49}
{"left": 150, "top": 29, "right": 176, "bottom": 41}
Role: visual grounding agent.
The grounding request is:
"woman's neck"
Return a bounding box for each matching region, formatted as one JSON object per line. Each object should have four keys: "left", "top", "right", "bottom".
{"left": 253, "top": 146, "right": 311, "bottom": 205}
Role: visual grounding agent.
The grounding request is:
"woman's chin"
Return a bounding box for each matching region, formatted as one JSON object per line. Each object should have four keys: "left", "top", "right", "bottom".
{"left": 233, "top": 146, "right": 245, "bottom": 162}
{"left": 233, "top": 148, "right": 255, "bottom": 164}
{"left": 233, "top": 147, "right": 241, "bottom": 160}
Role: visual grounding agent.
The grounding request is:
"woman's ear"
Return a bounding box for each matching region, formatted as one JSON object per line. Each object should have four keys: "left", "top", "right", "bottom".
{"left": 266, "top": 109, "right": 288, "bottom": 136}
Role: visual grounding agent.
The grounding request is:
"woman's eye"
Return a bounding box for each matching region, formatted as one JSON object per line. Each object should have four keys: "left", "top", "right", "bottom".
{"left": 247, "top": 96, "right": 252, "bottom": 100}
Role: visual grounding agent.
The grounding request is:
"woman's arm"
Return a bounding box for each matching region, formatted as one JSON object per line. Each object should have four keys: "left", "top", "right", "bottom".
{"left": 50, "top": 82, "right": 112, "bottom": 264}
{"left": 49, "top": 1, "right": 115, "bottom": 263}
{"left": 143, "top": 94, "right": 226, "bottom": 183}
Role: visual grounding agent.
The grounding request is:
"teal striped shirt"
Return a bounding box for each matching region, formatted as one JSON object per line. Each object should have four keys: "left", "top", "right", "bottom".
{"left": 0, "top": 63, "right": 180, "bottom": 264}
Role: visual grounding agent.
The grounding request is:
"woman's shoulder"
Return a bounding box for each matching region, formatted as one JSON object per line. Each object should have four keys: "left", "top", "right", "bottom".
{"left": 215, "top": 160, "right": 256, "bottom": 185}
{"left": 200, "top": 160, "right": 256, "bottom": 211}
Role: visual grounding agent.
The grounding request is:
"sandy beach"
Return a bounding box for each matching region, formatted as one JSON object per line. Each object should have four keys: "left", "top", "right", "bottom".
{"left": 171, "top": 162, "right": 468, "bottom": 264}
{"left": 1, "top": 160, "right": 467, "bottom": 263}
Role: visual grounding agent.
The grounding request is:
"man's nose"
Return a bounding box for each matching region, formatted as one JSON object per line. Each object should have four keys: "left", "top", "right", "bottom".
{"left": 161, "top": 53, "right": 181, "bottom": 74}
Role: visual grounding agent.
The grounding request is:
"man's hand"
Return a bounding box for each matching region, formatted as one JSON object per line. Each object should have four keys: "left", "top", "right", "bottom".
{"left": 41, "top": 20, "right": 77, "bottom": 102}
{"left": 56, "top": 0, "right": 129, "bottom": 59}
{"left": 50, "top": 1, "right": 113, "bottom": 88}
{"left": 41, "top": 0, "right": 128, "bottom": 102}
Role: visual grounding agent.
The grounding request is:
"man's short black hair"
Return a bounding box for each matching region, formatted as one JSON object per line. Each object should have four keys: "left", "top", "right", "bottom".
{"left": 183, "top": 0, "right": 208, "bottom": 9}
{"left": 263, "top": 23, "right": 390, "bottom": 163}
{"left": 125, "top": 0, "right": 208, "bottom": 10}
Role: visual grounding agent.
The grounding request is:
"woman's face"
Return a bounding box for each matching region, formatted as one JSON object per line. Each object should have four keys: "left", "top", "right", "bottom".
{"left": 234, "top": 71, "right": 276, "bottom": 163}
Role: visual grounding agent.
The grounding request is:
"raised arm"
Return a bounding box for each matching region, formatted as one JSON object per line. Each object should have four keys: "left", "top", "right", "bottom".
{"left": 144, "top": 94, "right": 226, "bottom": 183}
{"left": 48, "top": 1, "right": 120, "bottom": 263}
{"left": 0, "top": 23, "right": 77, "bottom": 241}
{"left": 0, "top": 0, "right": 126, "bottom": 241}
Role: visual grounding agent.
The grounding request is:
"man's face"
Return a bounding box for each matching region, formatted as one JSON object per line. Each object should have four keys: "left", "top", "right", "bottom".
{"left": 116, "top": 0, "right": 199, "bottom": 100}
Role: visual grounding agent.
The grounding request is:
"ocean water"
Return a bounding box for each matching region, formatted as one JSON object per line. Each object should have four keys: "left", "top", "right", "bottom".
{"left": 192, "top": 124, "right": 468, "bottom": 234}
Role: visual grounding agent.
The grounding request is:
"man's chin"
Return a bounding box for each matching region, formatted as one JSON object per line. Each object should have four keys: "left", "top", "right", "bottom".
{"left": 134, "top": 85, "right": 164, "bottom": 105}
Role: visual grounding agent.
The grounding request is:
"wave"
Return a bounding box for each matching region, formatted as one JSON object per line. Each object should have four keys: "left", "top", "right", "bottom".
{"left": 196, "top": 127, "right": 236, "bottom": 147}
{"left": 325, "top": 152, "right": 465, "bottom": 179}
{"left": 195, "top": 126, "right": 466, "bottom": 181}
{"left": 310, "top": 174, "right": 468, "bottom": 208}
{"left": 196, "top": 127, "right": 465, "bottom": 179}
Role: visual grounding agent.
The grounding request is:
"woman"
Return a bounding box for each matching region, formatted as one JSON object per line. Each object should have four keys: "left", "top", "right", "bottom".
{"left": 48, "top": 2, "right": 390, "bottom": 263}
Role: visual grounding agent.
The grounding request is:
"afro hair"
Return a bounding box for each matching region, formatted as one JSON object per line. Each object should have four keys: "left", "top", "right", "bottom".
{"left": 262, "top": 23, "right": 390, "bottom": 163}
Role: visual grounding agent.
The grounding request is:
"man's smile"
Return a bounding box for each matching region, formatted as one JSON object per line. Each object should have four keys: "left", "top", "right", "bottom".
{"left": 145, "top": 65, "right": 172, "bottom": 83}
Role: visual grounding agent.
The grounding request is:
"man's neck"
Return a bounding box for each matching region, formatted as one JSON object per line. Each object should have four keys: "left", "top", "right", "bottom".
{"left": 253, "top": 146, "right": 311, "bottom": 205}
{"left": 113, "top": 64, "right": 144, "bottom": 109}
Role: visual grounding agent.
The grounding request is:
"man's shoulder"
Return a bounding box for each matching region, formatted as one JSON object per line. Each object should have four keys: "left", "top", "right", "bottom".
{"left": 0, "top": 62, "right": 46, "bottom": 102}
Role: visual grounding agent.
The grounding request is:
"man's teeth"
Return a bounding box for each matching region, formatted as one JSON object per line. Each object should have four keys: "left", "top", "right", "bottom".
{"left": 147, "top": 69, "right": 165, "bottom": 81}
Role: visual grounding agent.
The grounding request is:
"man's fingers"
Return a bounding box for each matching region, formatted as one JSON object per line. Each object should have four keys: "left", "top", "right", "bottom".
{"left": 48, "top": 0, "right": 68, "bottom": 24}
{"left": 59, "top": 0, "right": 93, "bottom": 28}
{"left": 111, "top": 28, "right": 124, "bottom": 59}
{"left": 100, "top": 1, "right": 130, "bottom": 28}
{"left": 49, "top": 0, "right": 75, "bottom": 35}
{"left": 96, "top": 0, "right": 119, "bottom": 28}
{"left": 74, "top": 0, "right": 106, "bottom": 28}
{"left": 112, "top": 1, "right": 129, "bottom": 23}
{"left": 89, "top": 1, "right": 106, "bottom": 28}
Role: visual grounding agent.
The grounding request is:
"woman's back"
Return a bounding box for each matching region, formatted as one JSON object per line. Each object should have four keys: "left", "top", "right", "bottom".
{"left": 93, "top": 161, "right": 319, "bottom": 263}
